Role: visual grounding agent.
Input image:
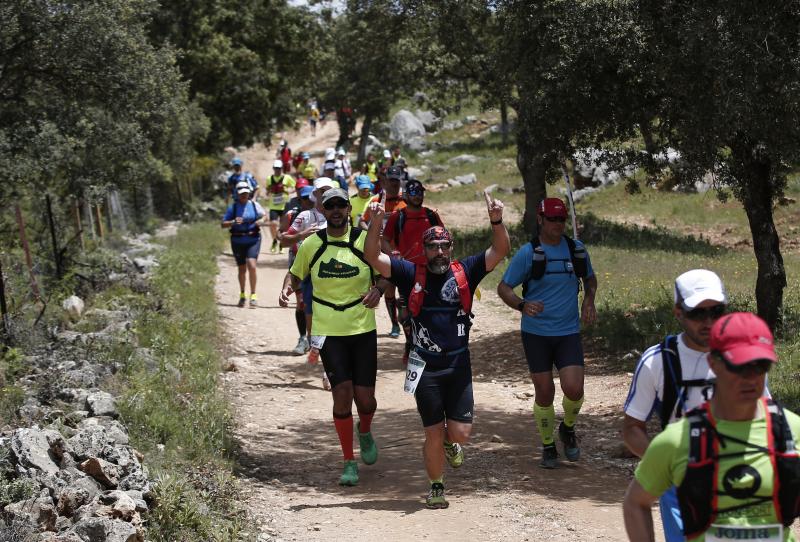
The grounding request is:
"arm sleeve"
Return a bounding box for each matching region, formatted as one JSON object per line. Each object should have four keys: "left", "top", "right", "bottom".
{"left": 634, "top": 425, "right": 681, "bottom": 497}
{"left": 623, "top": 350, "right": 661, "bottom": 422}
{"left": 501, "top": 244, "right": 533, "bottom": 288}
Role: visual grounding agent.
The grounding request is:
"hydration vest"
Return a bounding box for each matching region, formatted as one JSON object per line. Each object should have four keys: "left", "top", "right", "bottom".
{"left": 522, "top": 235, "right": 587, "bottom": 296}
{"left": 659, "top": 335, "right": 716, "bottom": 430}
{"left": 676, "top": 398, "right": 800, "bottom": 539}
{"left": 269, "top": 175, "right": 287, "bottom": 194}
{"left": 229, "top": 200, "right": 260, "bottom": 236}
{"left": 308, "top": 228, "right": 374, "bottom": 311}
{"left": 393, "top": 207, "right": 441, "bottom": 247}
{"left": 408, "top": 261, "right": 472, "bottom": 318}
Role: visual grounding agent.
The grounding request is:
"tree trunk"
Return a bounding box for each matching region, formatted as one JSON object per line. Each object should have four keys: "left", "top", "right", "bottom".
{"left": 639, "top": 115, "right": 659, "bottom": 183}
{"left": 516, "top": 135, "right": 551, "bottom": 236}
{"left": 45, "top": 194, "right": 63, "bottom": 279}
{"left": 500, "top": 100, "right": 509, "bottom": 146}
{"left": 0, "top": 257, "right": 10, "bottom": 343}
{"left": 356, "top": 114, "right": 373, "bottom": 165}
{"left": 15, "top": 205, "right": 41, "bottom": 300}
{"left": 731, "top": 139, "right": 786, "bottom": 330}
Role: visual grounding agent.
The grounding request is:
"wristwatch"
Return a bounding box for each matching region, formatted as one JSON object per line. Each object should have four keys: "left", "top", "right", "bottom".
{"left": 517, "top": 301, "right": 525, "bottom": 312}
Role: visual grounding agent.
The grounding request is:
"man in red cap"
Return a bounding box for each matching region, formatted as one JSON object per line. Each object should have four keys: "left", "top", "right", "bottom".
{"left": 624, "top": 312, "right": 799, "bottom": 541}
{"left": 497, "top": 197, "right": 597, "bottom": 469}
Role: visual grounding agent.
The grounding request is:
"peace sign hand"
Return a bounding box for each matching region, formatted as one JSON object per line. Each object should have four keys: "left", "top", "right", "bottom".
{"left": 484, "top": 190, "right": 504, "bottom": 223}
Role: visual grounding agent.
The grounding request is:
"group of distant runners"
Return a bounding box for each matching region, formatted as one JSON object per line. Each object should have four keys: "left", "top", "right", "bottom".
{"left": 221, "top": 140, "right": 799, "bottom": 538}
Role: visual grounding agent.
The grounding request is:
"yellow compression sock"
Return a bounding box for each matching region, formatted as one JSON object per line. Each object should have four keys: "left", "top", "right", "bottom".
{"left": 562, "top": 395, "right": 585, "bottom": 428}
{"left": 430, "top": 477, "right": 443, "bottom": 485}
{"left": 533, "top": 403, "right": 556, "bottom": 445}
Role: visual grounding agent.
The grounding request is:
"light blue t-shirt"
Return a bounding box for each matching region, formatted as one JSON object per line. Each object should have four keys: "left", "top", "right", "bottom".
{"left": 501, "top": 237, "right": 594, "bottom": 336}
{"left": 222, "top": 200, "right": 265, "bottom": 243}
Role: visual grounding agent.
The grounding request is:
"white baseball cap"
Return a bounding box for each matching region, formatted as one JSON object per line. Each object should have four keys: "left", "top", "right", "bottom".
{"left": 674, "top": 269, "right": 727, "bottom": 309}
{"left": 337, "top": 147, "right": 345, "bottom": 155}
{"left": 313, "top": 177, "right": 338, "bottom": 190}
{"left": 383, "top": 149, "right": 391, "bottom": 159}
{"left": 235, "top": 181, "right": 252, "bottom": 194}
{"left": 272, "top": 159, "right": 283, "bottom": 169}
{"left": 325, "top": 148, "right": 336, "bottom": 160}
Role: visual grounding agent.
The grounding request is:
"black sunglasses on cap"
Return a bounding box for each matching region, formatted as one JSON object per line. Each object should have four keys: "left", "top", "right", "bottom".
{"left": 323, "top": 200, "right": 348, "bottom": 210}
{"left": 683, "top": 304, "right": 726, "bottom": 321}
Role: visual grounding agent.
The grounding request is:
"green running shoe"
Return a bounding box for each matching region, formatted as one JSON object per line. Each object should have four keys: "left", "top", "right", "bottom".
{"left": 540, "top": 443, "right": 559, "bottom": 469}
{"left": 357, "top": 421, "right": 378, "bottom": 465}
{"left": 444, "top": 441, "right": 464, "bottom": 468}
{"left": 426, "top": 482, "right": 449, "bottom": 509}
{"left": 558, "top": 422, "right": 581, "bottom": 461}
{"left": 237, "top": 293, "right": 246, "bottom": 308}
{"left": 339, "top": 460, "right": 359, "bottom": 486}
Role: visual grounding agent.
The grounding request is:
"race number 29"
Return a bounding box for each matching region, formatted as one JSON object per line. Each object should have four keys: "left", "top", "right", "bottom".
{"left": 403, "top": 351, "right": 427, "bottom": 395}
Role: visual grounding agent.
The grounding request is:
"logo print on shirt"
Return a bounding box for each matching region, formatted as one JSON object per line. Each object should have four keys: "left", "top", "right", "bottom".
{"left": 722, "top": 464, "right": 761, "bottom": 499}
{"left": 318, "top": 258, "right": 359, "bottom": 278}
{"left": 440, "top": 276, "right": 460, "bottom": 303}
{"left": 411, "top": 320, "right": 441, "bottom": 352}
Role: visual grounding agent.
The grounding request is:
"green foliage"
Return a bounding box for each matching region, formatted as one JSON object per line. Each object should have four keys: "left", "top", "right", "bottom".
{"left": 0, "top": 385, "right": 25, "bottom": 427}
{"left": 0, "top": 445, "right": 36, "bottom": 508}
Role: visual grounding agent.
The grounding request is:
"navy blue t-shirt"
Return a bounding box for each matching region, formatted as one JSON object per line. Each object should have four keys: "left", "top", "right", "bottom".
{"left": 390, "top": 253, "right": 487, "bottom": 362}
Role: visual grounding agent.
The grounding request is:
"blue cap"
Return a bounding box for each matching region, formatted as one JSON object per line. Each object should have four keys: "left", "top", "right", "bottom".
{"left": 355, "top": 175, "right": 374, "bottom": 191}
{"left": 299, "top": 186, "right": 314, "bottom": 198}
{"left": 302, "top": 152, "right": 311, "bottom": 159}
{"left": 231, "top": 157, "right": 243, "bottom": 166}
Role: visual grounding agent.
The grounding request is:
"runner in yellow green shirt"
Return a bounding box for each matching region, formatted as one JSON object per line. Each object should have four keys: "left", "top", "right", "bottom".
{"left": 265, "top": 160, "right": 296, "bottom": 253}
{"left": 350, "top": 176, "right": 374, "bottom": 226}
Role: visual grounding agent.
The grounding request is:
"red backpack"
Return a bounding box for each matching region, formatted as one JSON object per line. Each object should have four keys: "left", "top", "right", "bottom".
{"left": 408, "top": 261, "right": 472, "bottom": 318}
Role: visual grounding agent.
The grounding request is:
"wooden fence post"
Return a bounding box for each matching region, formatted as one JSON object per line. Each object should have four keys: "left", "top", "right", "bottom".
{"left": 15, "top": 204, "right": 41, "bottom": 300}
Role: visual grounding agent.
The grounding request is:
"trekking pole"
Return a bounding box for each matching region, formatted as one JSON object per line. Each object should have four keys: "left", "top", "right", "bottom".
{"left": 560, "top": 162, "right": 578, "bottom": 240}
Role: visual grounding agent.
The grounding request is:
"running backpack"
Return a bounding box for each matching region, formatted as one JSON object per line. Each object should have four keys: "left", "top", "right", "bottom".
{"left": 393, "top": 207, "right": 440, "bottom": 247}
{"left": 408, "top": 261, "right": 472, "bottom": 318}
{"left": 308, "top": 227, "right": 374, "bottom": 311}
{"left": 269, "top": 175, "right": 286, "bottom": 194}
{"left": 522, "top": 235, "right": 587, "bottom": 296}
{"left": 659, "top": 335, "right": 715, "bottom": 430}
{"left": 676, "top": 399, "right": 800, "bottom": 539}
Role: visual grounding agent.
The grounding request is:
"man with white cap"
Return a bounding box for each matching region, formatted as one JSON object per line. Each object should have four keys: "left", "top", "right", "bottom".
{"left": 334, "top": 147, "right": 352, "bottom": 190}
{"left": 624, "top": 311, "right": 799, "bottom": 541}
{"left": 622, "top": 269, "right": 730, "bottom": 541}
{"left": 266, "top": 159, "right": 296, "bottom": 253}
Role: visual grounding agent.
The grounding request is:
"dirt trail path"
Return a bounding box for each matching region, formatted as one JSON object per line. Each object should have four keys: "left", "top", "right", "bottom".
{"left": 217, "top": 121, "right": 661, "bottom": 541}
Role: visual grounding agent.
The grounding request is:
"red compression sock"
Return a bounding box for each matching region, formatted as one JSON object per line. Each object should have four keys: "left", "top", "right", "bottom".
{"left": 333, "top": 414, "right": 355, "bottom": 460}
{"left": 358, "top": 411, "right": 374, "bottom": 434}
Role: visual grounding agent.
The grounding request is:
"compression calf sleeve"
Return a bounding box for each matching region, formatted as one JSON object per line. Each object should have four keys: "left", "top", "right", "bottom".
{"left": 357, "top": 410, "right": 374, "bottom": 434}
{"left": 333, "top": 413, "right": 355, "bottom": 461}
{"left": 294, "top": 309, "right": 306, "bottom": 337}
{"left": 533, "top": 402, "right": 556, "bottom": 445}
{"left": 562, "top": 395, "right": 585, "bottom": 428}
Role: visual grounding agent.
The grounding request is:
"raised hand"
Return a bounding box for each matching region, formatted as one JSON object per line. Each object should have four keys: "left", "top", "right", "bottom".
{"left": 368, "top": 191, "right": 386, "bottom": 222}
{"left": 484, "top": 190, "right": 504, "bottom": 223}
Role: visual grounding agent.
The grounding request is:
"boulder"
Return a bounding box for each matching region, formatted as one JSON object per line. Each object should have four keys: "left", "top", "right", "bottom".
{"left": 431, "top": 164, "right": 449, "bottom": 173}
{"left": 78, "top": 418, "right": 129, "bottom": 446}
{"left": 441, "top": 120, "right": 463, "bottom": 131}
{"left": 406, "top": 136, "right": 428, "bottom": 152}
{"left": 62, "top": 296, "right": 85, "bottom": 323}
{"left": 4, "top": 495, "right": 57, "bottom": 531}
{"left": 99, "top": 490, "right": 138, "bottom": 521}
{"left": 80, "top": 457, "right": 121, "bottom": 488}
{"left": 447, "top": 154, "right": 479, "bottom": 165}
{"left": 453, "top": 173, "right": 477, "bottom": 185}
{"left": 68, "top": 426, "right": 112, "bottom": 461}
{"left": 11, "top": 427, "right": 63, "bottom": 475}
{"left": 71, "top": 517, "right": 141, "bottom": 542}
{"left": 131, "top": 256, "right": 158, "bottom": 274}
{"left": 414, "top": 110, "right": 440, "bottom": 131}
{"left": 446, "top": 179, "right": 461, "bottom": 187}
{"left": 372, "top": 122, "right": 391, "bottom": 139}
{"left": 389, "top": 110, "right": 426, "bottom": 144}
{"left": 86, "top": 392, "right": 117, "bottom": 418}
{"left": 406, "top": 167, "right": 426, "bottom": 180}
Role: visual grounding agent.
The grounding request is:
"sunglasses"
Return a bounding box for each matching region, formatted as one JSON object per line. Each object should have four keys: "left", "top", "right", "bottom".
{"left": 406, "top": 187, "right": 424, "bottom": 196}
{"left": 323, "top": 201, "right": 348, "bottom": 210}
{"left": 683, "top": 304, "right": 726, "bottom": 321}
{"left": 424, "top": 242, "right": 452, "bottom": 251}
{"left": 714, "top": 353, "right": 772, "bottom": 376}
{"left": 544, "top": 216, "right": 567, "bottom": 223}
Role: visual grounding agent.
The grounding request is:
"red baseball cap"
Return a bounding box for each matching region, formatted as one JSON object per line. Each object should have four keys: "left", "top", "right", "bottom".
{"left": 295, "top": 177, "right": 310, "bottom": 189}
{"left": 539, "top": 198, "right": 568, "bottom": 218}
{"left": 709, "top": 312, "right": 777, "bottom": 366}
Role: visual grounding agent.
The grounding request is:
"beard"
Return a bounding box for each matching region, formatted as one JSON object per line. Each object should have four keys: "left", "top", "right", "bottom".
{"left": 328, "top": 213, "right": 347, "bottom": 228}
{"left": 428, "top": 256, "right": 450, "bottom": 274}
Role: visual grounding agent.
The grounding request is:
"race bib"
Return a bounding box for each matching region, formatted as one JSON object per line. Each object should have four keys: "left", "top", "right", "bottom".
{"left": 706, "top": 524, "right": 782, "bottom": 542}
{"left": 272, "top": 194, "right": 285, "bottom": 206}
{"left": 310, "top": 335, "right": 326, "bottom": 350}
{"left": 403, "top": 350, "right": 426, "bottom": 395}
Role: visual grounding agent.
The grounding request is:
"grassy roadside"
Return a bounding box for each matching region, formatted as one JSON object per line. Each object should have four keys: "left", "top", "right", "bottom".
{"left": 113, "top": 222, "right": 251, "bottom": 541}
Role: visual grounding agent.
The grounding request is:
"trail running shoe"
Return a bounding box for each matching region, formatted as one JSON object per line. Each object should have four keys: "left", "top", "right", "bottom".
{"left": 339, "top": 460, "right": 359, "bottom": 486}
{"left": 249, "top": 293, "right": 257, "bottom": 308}
{"left": 292, "top": 336, "right": 309, "bottom": 355}
{"left": 444, "top": 441, "right": 464, "bottom": 469}
{"left": 559, "top": 422, "right": 581, "bottom": 461}
{"left": 389, "top": 324, "right": 401, "bottom": 338}
{"left": 357, "top": 421, "right": 378, "bottom": 465}
{"left": 322, "top": 371, "right": 331, "bottom": 391}
{"left": 426, "top": 482, "right": 449, "bottom": 509}
{"left": 237, "top": 293, "right": 246, "bottom": 308}
{"left": 540, "top": 443, "right": 559, "bottom": 469}
{"left": 270, "top": 240, "right": 278, "bottom": 253}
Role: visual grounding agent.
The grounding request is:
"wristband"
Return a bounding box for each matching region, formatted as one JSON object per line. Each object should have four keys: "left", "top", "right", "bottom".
{"left": 490, "top": 218, "right": 503, "bottom": 225}
{"left": 517, "top": 301, "right": 525, "bottom": 312}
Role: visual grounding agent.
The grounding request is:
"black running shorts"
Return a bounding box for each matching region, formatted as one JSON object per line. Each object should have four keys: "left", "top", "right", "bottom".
{"left": 521, "top": 332, "right": 584, "bottom": 374}
{"left": 320, "top": 330, "right": 378, "bottom": 388}
{"left": 414, "top": 351, "right": 474, "bottom": 427}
